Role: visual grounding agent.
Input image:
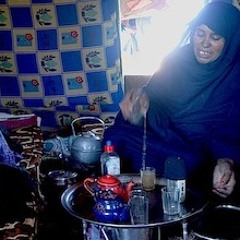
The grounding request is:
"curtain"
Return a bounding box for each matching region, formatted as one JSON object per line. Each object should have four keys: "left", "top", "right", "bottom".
{"left": 120, "top": 0, "right": 168, "bottom": 20}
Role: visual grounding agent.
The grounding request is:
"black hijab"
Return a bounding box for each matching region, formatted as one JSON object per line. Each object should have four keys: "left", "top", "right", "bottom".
{"left": 144, "top": 1, "right": 240, "bottom": 141}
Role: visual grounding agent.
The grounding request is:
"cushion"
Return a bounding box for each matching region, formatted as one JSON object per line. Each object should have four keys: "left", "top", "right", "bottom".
{"left": 0, "top": 114, "right": 43, "bottom": 240}
{"left": 10, "top": 125, "right": 43, "bottom": 170}
{"left": 0, "top": 113, "right": 38, "bottom": 130}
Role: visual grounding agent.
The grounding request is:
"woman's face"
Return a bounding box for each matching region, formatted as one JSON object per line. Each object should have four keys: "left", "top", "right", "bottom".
{"left": 192, "top": 24, "right": 225, "bottom": 64}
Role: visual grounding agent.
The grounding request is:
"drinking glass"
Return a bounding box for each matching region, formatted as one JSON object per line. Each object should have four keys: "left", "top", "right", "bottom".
{"left": 140, "top": 167, "right": 156, "bottom": 191}
{"left": 161, "top": 186, "right": 180, "bottom": 215}
{"left": 129, "top": 189, "right": 149, "bottom": 225}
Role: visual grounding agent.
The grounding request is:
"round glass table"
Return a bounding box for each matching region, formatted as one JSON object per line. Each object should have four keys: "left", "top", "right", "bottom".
{"left": 61, "top": 174, "right": 208, "bottom": 240}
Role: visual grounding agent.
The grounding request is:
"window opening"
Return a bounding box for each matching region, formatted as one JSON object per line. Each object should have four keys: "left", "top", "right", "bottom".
{"left": 119, "top": 0, "right": 207, "bottom": 75}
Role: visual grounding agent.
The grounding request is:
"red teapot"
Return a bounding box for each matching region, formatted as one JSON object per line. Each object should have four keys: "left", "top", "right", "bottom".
{"left": 83, "top": 174, "right": 135, "bottom": 202}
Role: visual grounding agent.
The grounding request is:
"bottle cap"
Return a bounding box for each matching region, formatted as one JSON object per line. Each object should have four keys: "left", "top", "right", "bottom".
{"left": 164, "top": 156, "right": 186, "bottom": 180}
{"left": 104, "top": 140, "right": 115, "bottom": 153}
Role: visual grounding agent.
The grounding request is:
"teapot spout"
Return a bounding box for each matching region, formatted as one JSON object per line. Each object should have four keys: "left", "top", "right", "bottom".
{"left": 120, "top": 180, "right": 135, "bottom": 202}
{"left": 126, "top": 180, "right": 135, "bottom": 194}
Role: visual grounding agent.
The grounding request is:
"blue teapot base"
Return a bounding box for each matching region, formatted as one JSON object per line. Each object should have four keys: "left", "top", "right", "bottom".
{"left": 93, "top": 200, "right": 130, "bottom": 223}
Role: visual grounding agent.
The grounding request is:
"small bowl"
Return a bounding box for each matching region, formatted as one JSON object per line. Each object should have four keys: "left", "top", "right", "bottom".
{"left": 48, "top": 170, "right": 78, "bottom": 187}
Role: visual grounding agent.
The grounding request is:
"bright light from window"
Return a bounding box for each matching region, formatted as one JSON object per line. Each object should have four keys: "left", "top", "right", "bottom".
{"left": 121, "top": 0, "right": 206, "bottom": 75}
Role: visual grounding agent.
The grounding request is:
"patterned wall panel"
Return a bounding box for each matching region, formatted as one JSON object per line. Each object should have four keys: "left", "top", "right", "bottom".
{"left": 0, "top": 0, "right": 123, "bottom": 130}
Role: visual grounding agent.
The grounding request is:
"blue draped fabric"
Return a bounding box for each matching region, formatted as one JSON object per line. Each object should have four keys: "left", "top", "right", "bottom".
{"left": 104, "top": 2, "right": 240, "bottom": 184}
{"left": 104, "top": 112, "right": 205, "bottom": 176}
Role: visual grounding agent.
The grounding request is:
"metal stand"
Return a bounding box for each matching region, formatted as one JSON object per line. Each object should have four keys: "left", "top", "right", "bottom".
{"left": 82, "top": 220, "right": 88, "bottom": 240}
{"left": 182, "top": 220, "right": 188, "bottom": 240}
{"left": 83, "top": 224, "right": 162, "bottom": 240}
{"left": 157, "top": 226, "right": 161, "bottom": 240}
{"left": 61, "top": 175, "right": 207, "bottom": 240}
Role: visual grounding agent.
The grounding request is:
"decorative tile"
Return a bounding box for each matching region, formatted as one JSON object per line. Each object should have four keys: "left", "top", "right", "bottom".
{"left": 32, "top": 5, "right": 57, "bottom": 28}
{"left": 78, "top": 1, "right": 102, "bottom": 25}
{"left": 32, "top": 0, "right": 52, "bottom": 3}
{"left": 0, "top": 6, "right": 11, "bottom": 28}
{"left": 0, "top": 96, "right": 23, "bottom": 108}
{"left": 44, "top": 96, "right": 68, "bottom": 108}
{"left": 38, "top": 51, "right": 61, "bottom": 74}
{"left": 0, "top": 30, "right": 12, "bottom": 50}
{"left": 16, "top": 53, "right": 38, "bottom": 73}
{"left": 42, "top": 75, "right": 64, "bottom": 95}
{"left": 37, "top": 29, "right": 58, "bottom": 50}
{"left": 63, "top": 72, "right": 87, "bottom": 95}
{"left": 0, "top": 76, "right": 19, "bottom": 95}
{"left": 0, "top": 53, "right": 16, "bottom": 74}
{"left": 56, "top": 4, "right": 78, "bottom": 26}
{"left": 13, "top": 29, "right": 36, "bottom": 51}
{"left": 58, "top": 26, "right": 81, "bottom": 50}
{"left": 19, "top": 75, "right": 43, "bottom": 97}
{"left": 10, "top": 7, "right": 33, "bottom": 27}
{"left": 82, "top": 25, "right": 102, "bottom": 47}
{"left": 82, "top": 47, "right": 106, "bottom": 71}
{"left": 23, "top": 98, "right": 44, "bottom": 107}
{"left": 86, "top": 71, "right": 108, "bottom": 92}
{"left": 8, "top": 0, "right": 30, "bottom": 5}
{"left": 61, "top": 50, "right": 83, "bottom": 72}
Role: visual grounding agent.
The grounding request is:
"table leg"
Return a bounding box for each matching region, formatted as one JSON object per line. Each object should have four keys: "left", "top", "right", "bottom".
{"left": 100, "top": 226, "right": 112, "bottom": 240}
{"left": 157, "top": 226, "right": 161, "bottom": 240}
{"left": 182, "top": 220, "right": 188, "bottom": 240}
{"left": 82, "top": 220, "right": 88, "bottom": 240}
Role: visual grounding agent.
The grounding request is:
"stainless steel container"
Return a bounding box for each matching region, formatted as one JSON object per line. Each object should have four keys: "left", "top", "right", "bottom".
{"left": 192, "top": 205, "right": 240, "bottom": 240}
{"left": 48, "top": 170, "right": 78, "bottom": 187}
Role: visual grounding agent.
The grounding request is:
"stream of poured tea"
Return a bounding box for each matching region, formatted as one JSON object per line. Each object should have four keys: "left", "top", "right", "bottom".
{"left": 142, "top": 115, "right": 147, "bottom": 170}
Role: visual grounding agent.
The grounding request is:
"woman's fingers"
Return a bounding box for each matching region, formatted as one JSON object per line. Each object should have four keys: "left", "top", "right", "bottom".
{"left": 213, "top": 172, "right": 236, "bottom": 198}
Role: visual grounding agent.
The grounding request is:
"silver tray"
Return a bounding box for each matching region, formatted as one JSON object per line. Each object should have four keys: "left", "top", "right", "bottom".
{"left": 61, "top": 174, "right": 207, "bottom": 228}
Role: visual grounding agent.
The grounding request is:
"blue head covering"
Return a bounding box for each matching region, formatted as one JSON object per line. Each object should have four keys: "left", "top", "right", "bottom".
{"left": 189, "top": 1, "right": 240, "bottom": 65}
{"left": 145, "top": 2, "right": 240, "bottom": 142}
{"left": 192, "top": 2, "right": 239, "bottom": 39}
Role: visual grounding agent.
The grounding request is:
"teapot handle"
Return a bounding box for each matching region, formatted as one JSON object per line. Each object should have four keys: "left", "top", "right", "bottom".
{"left": 83, "top": 178, "right": 95, "bottom": 196}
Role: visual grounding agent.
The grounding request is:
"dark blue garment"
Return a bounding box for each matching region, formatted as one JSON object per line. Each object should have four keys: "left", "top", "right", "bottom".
{"left": 104, "top": 2, "right": 240, "bottom": 183}
{"left": 104, "top": 112, "right": 207, "bottom": 176}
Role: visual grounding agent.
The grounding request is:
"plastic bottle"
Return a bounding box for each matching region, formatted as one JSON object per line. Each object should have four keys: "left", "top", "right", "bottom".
{"left": 164, "top": 156, "right": 186, "bottom": 202}
{"left": 100, "top": 140, "right": 120, "bottom": 176}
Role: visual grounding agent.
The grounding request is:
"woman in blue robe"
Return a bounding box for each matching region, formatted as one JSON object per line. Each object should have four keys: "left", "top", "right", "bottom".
{"left": 104, "top": 2, "right": 240, "bottom": 196}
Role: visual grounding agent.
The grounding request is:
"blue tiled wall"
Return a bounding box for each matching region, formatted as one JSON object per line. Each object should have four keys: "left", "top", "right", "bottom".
{"left": 0, "top": 0, "right": 123, "bottom": 130}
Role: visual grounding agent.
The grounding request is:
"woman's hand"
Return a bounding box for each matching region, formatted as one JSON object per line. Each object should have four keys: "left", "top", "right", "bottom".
{"left": 119, "top": 90, "right": 134, "bottom": 121}
{"left": 119, "top": 88, "right": 149, "bottom": 125}
{"left": 212, "top": 158, "right": 236, "bottom": 198}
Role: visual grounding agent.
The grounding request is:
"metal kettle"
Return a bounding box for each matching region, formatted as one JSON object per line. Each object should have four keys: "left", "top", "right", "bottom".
{"left": 70, "top": 117, "right": 104, "bottom": 168}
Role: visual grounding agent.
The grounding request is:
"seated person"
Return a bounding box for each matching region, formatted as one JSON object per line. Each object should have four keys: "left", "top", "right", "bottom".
{"left": 0, "top": 128, "right": 33, "bottom": 224}
{"left": 104, "top": 2, "right": 240, "bottom": 197}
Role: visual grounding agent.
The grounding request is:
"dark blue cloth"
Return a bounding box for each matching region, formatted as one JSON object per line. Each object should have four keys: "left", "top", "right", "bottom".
{"left": 104, "top": 112, "right": 206, "bottom": 176}
{"left": 104, "top": 2, "right": 240, "bottom": 183}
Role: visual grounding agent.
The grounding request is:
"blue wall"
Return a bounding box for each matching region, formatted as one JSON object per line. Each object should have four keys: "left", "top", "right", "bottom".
{"left": 0, "top": 0, "right": 123, "bottom": 130}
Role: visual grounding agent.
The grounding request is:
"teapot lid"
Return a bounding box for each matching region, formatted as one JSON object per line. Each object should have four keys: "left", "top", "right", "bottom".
{"left": 97, "top": 174, "right": 120, "bottom": 186}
